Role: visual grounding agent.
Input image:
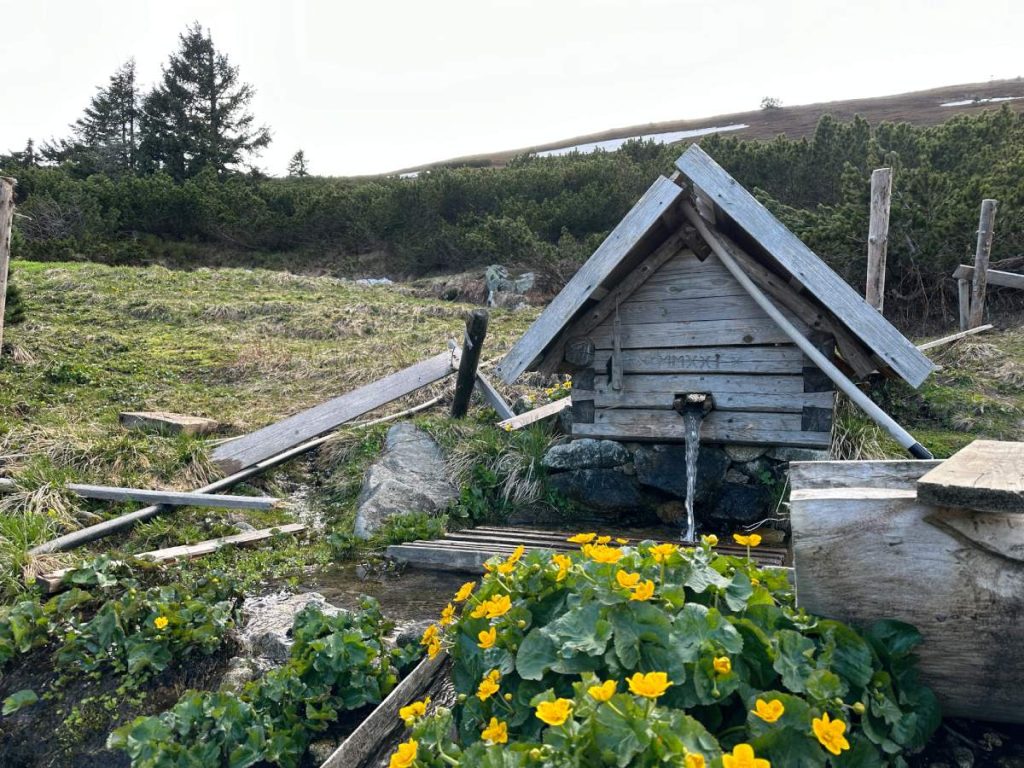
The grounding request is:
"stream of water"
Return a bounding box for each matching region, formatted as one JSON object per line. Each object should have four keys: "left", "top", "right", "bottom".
{"left": 681, "top": 407, "right": 702, "bottom": 544}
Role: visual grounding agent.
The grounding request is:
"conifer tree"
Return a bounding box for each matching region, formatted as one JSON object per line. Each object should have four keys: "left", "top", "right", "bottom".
{"left": 73, "top": 59, "right": 140, "bottom": 174}
{"left": 287, "top": 149, "right": 309, "bottom": 177}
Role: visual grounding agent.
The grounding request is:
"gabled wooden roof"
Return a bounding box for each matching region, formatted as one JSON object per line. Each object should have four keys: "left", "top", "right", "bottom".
{"left": 497, "top": 147, "right": 935, "bottom": 388}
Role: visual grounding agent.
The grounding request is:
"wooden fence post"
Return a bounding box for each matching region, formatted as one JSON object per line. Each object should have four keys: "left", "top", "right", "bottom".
{"left": 968, "top": 199, "right": 998, "bottom": 329}
{"left": 451, "top": 309, "right": 488, "bottom": 418}
{"left": 0, "top": 177, "right": 16, "bottom": 356}
{"left": 865, "top": 168, "right": 892, "bottom": 312}
{"left": 957, "top": 278, "right": 971, "bottom": 331}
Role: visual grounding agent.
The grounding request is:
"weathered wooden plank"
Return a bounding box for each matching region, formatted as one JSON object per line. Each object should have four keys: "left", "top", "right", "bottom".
{"left": 573, "top": 408, "right": 831, "bottom": 448}
{"left": 474, "top": 372, "right": 514, "bottom": 420}
{"left": 969, "top": 199, "right": 999, "bottom": 329}
{"left": 574, "top": 387, "right": 835, "bottom": 414}
{"left": 916, "top": 440, "right": 1024, "bottom": 514}
{"left": 613, "top": 293, "right": 769, "bottom": 326}
{"left": 953, "top": 264, "right": 1024, "bottom": 290}
{"left": 67, "top": 484, "right": 281, "bottom": 511}
{"left": 36, "top": 524, "right": 306, "bottom": 593}
{"left": 119, "top": 411, "right": 219, "bottom": 436}
{"left": 916, "top": 324, "right": 993, "bottom": 351}
{"left": 592, "top": 346, "right": 806, "bottom": 375}
{"left": 496, "top": 176, "right": 684, "bottom": 384}
{"left": 788, "top": 459, "right": 940, "bottom": 490}
{"left": 0, "top": 178, "right": 14, "bottom": 356}
{"left": 789, "top": 485, "right": 1024, "bottom": 722}
{"left": 958, "top": 278, "right": 971, "bottom": 331}
{"left": 496, "top": 397, "right": 571, "bottom": 431}
{"left": 213, "top": 350, "right": 458, "bottom": 472}
{"left": 320, "top": 654, "right": 447, "bottom": 768}
{"left": 675, "top": 145, "right": 934, "bottom": 387}
{"left": 590, "top": 317, "right": 800, "bottom": 350}
{"left": 451, "top": 310, "right": 489, "bottom": 419}
{"left": 865, "top": 167, "right": 893, "bottom": 311}
{"left": 589, "top": 372, "right": 806, "bottom": 395}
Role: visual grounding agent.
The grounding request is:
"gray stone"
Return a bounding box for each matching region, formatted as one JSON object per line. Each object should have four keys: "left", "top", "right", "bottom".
{"left": 725, "top": 468, "right": 750, "bottom": 485}
{"left": 219, "top": 656, "right": 271, "bottom": 693}
{"left": 767, "top": 447, "right": 831, "bottom": 463}
{"left": 542, "top": 439, "right": 631, "bottom": 471}
{"left": 355, "top": 277, "right": 394, "bottom": 287}
{"left": 706, "top": 483, "right": 771, "bottom": 528}
{"left": 548, "top": 469, "right": 643, "bottom": 512}
{"left": 394, "top": 619, "right": 434, "bottom": 649}
{"left": 484, "top": 265, "right": 536, "bottom": 296}
{"left": 724, "top": 445, "right": 768, "bottom": 463}
{"left": 238, "top": 592, "right": 341, "bottom": 663}
{"left": 634, "top": 444, "right": 729, "bottom": 503}
{"left": 655, "top": 500, "right": 686, "bottom": 525}
{"left": 308, "top": 740, "right": 341, "bottom": 765}
{"left": 353, "top": 423, "right": 457, "bottom": 539}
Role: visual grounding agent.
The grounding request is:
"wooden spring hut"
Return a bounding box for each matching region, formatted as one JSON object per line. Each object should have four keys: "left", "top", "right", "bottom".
{"left": 496, "top": 146, "right": 934, "bottom": 448}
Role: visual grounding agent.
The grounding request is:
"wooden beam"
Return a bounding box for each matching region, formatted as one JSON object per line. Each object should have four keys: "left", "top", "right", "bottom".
{"left": 865, "top": 168, "right": 892, "bottom": 311}
{"left": 66, "top": 484, "right": 281, "bottom": 511}
{"left": 0, "top": 178, "right": 15, "bottom": 356}
{"left": 213, "top": 349, "right": 459, "bottom": 472}
{"left": 589, "top": 316, "right": 799, "bottom": 350}
{"left": 496, "top": 176, "right": 684, "bottom": 384}
{"left": 788, "top": 459, "right": 941, "bottom": 491}
{"left": 592, "top": 345, "right": 805, "bottom": 375}
{"left": 916, "top": 440, "right": 1024, "bottom": 514}
{"left": 953, "top": 264, "right": 1024, "bottom": 291}
{"left": 474, "top": 372, "right": 514, "bottom": 420}
{"left": 496, "top": 398, "right": 570, "bottom": 431}
{"left": 451, "top": 310, "right": 488, "bottom": 418}
{"left": 968, "top": 199, "right": 999, "bottom": 329}
{"left": 958, "top": 278, "right": 971, "bottom": 331}
{"left": 675, "top": 145, "right": 934, "bottom": 388}
{"left": 34, "top": 524, "right": 306, "bottom": 593}
{"left": 573, "top": 385, "right": 835, "bottom": 414}
{"left": 916, "top": 324, "right": 993, "bottom": 351}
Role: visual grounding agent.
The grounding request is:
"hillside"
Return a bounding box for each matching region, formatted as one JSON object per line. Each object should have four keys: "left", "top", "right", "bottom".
{"left": 390, "top": 78, "right": 1024, "bottom": 173}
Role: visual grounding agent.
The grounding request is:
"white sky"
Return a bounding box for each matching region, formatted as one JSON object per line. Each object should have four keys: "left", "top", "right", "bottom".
{"left": 3, "top": 0, "right": 1022, "bottom": 176}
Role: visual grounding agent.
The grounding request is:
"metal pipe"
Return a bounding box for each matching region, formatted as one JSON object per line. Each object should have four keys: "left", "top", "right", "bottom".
{"left": 681, "top": 202, "right": 932, "bottom": 460}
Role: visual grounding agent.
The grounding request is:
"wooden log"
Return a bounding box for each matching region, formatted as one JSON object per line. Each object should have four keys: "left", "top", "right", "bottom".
{"left": 497, "top": 176, "right": 684, "bottom": 384}
{"left": 968, "top": 199, "right": 999, "bottom": 329}
{"left": 789, "top": 483, "right": 1024, "bottom": 722}
{"left": 35, "top": 524, "right": 306, "bottom": 593}
{"left": 864, "top": 168, "right": 892, "bottom": 311}
{"left": 213, "top": 349, "right": 459, "bottom": 472}
{"left": 474, "top": 372, "right": 514, "bottom": 420}
{"left": 496, "top": 398, "right": 571, "bottom": 431}
{"left": 592, "top": 345, "right": 806, "bottom": 375}
{"left": 916, "top": 440, "right": 1024, "bottom": 514}
{"left": 320, "top": 654, "right": 447, "bottom": 768}
{"left": 916, "top": 324, "right": 993, "bottom": 351}
{"left": 0, "top": 177, "right": 15, "bottom": 356}
{"left": 66, "top": 484, "right": 281, "bottom": 511}
{"left": 957, "top": 278, "right": 971, "bottom": 332}
{"left": 788, "top": 459, "right": 940, "bottom": 491}
{"left": 451, "top": 310, "right": 488, "bottom": 418}
{"left": 954, "top": 264, "right": 1024, "bottom": 290}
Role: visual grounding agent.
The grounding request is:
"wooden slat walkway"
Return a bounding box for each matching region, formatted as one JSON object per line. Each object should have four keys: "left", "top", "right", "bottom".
{"left": 387, "top": 525, "right": 787, "bottom": 573}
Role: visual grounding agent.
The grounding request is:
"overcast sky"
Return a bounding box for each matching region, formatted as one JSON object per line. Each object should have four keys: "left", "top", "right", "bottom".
{"left": 3, "top": 0, "right": 1022, "bottom": 176}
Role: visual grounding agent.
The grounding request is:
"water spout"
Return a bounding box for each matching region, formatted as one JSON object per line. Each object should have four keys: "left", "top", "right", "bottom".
{"left": 673, "top": 393, "right": 713, "bottom": 544}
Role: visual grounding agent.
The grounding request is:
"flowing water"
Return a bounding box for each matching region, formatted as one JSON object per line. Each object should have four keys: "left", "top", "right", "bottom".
{"left": 681, "top": 406, "right": 703, "bottom": 544}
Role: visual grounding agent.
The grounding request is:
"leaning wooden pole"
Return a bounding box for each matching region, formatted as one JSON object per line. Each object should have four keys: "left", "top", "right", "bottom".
{"left": 450, "top": 309, "right": 488, "bottom": 418}
{"left": 864, "top": 167, "right": 892, "bottom": 312}
{"left": 682, "top": 202, "right": 933, "bottom": 460}
{"left": 0, "top": 177, "right": 16, "bottom": 356}
{"left": 968, "top": 199, "right": 998, "bottom": 329}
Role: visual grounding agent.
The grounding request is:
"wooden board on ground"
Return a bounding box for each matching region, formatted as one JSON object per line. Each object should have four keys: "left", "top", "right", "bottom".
{"left": 67, "top": 483, "right": 281, "bottom": 511}
{"left": 35, "top": 523, "right": 306, "bottom": 593}
{"left": 212, "top": 350, "right": 458, "bottom": 473}
{"left": 916, "top": 440, "right": 1024, "bottom": 514}
{"left": 789, "top": 470, "right": 1024, "bottom": 722}
{"left": 496, "top": 398, "right": 570, "bottom": 431}
{"left": 916, "top": 324, "right": 993, "bottom": 351}
{"left": 119, "top": 411, "right": 219, "bottom": 436}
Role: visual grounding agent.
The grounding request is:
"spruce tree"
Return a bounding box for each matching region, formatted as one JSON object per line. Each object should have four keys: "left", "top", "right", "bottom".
{"left": 286, "top": 149, "right": 309, "bottom": 177}
{"left": 140, "top": 23, "right": 271, "bottom": 180}
{"left": 72, "top": 59, "right": 140, "bottom": 174}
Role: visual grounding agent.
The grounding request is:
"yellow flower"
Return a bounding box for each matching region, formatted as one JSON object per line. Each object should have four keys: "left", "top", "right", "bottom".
{"left": 630, "top": 580, "right": 656, "bottom": 601}
{"left": 595, "top": 535, "right": 612, "bottom": 545}
{"left": 153, "top": 616, "right": 169, "bottom": 630}
{"left": 421, "top": 624, "right": 439, "bottom": 646}
{"left": 626, "top": 671, "right": 672, "bottom": 699}
{"left": 567, "top": 532, "right": 596, "bottom": 544}
{"left": 551, "top": 553, "right": 572, "bottom": 581}
{"left": 752, "top": 698, "right": 785, "bottom": 723}
{"left": 615, "top": 537, "right": 629, "bottom": 545}
{"left": 582, "top": 544, "right": 624, "bottom": 563}
{"left": 701, "top": 534, "right": 719, "bottom": 547}
{"left": 389, "top": 739, "right": 418, "bottom": 768}
{"left": 497, "top": 560, "right": 518, "bottom": 575}
{"left": 486, "top": 594, "right": 512, "bottom": 619}
{"left": 481, "top": 717, "right": 508, "bottom": 745}
{"left": 812, "top": 712, "right": 850, "bottom": 756}
{"left": 478, "top": 626, "right": 497, "bottom": 649}
{"left": 477, "top": 669, "right": 501, "bottom": 701}
{"left": 427, "top": 638, "right": 441, "bottom": 659}
{"left": 439, "top": 603, "right": 455, "bottom": 626}
{"left": 685, "top": 754, "right": 706, "bottom": 768}
{"left": 535, "top": 698, "right": 573, "bottom": 726}
{"left": 453, "top": 581, "right": 476, "bottom": 602}
{"left": 649, "top": 543, "right": 678, "bottom": 563}
{"left": 713, "top": 656, "right": 732, "bottom": 675}
{"left": 588, "top": 679, "right": 617, "bottom": 702}
{"left": 399, "top": 697, "right": 430, "bottom": 725}
{"left": 615, "top": 570, "right": 641, "bottom": 588}
{"left": 497, "top": 545, "right": 526, "bottom": 574}
{"left": 733, "top": 533, "right": 762, "bottom": 547}
{"left": 722, "top": 743, "right": 770, "bottom": 768}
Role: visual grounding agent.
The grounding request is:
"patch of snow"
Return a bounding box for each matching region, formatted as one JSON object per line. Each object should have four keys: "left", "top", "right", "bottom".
{"left": 941, "top": 96, "right": 1021, "bottom": 107}
{"left": 535, "top": 124, "right": 748, "bottom": 158}
{"left": 355, "top": 277, "right": 394, "bottom": 287}
{"left": 399, "top": 171, "right": 420, "bottom": 179}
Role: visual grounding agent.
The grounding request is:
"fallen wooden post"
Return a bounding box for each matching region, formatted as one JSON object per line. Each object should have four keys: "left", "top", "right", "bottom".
{"left": 916, "top": 439, "right": 1024, "bottom": 514}
{"left": 213, "top": 349, "right": 460, "bottom": 473}
{"left": 968, "top": 199, "right": 998, "bottom": 329}
{"left": 916, "top": 323, "right": 993, "bottom": 352}
{"left": 0, "top": 177, "right": 15, "bottom": 356}
{"left": 450, "top": 310, "right": 488, "bottom": 419}
{"left": 496, "top": 397, "right": 571, "bottom": 431}
{"left": 864, "top": 167, "right": 892, "bottom": 312}
{"left": 474, "top": 372, "right": 514, "bottom": 420}
{"left": 66, "top": 483, "right": 281, "bottom": 511}
{"left": 35, "top": 523, "right": 305, "bottom": 593}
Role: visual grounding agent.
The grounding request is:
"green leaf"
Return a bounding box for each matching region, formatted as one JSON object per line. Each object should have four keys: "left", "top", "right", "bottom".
{"left": 752, "top": 726, "right": 828, "bottom": 767}
{"left": 2, "top": 689, "right": 38, "bottom": 715}
{"left": 724, "top": 570, "right": 754, "bottom": 612}
{"left": 773, "top": 629, "right": 816, "bottom": 693}
{"left": 593, "top": 695, "right": 647, "bottom": 766}
{"left": 516, "top": 628, "right": 558, "bottom": 681}
{"left": 806, "top": 668, "right": 847, "bottom": 701}
{"left": 864, "top": 620, "right": 922, "bottom": 660}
